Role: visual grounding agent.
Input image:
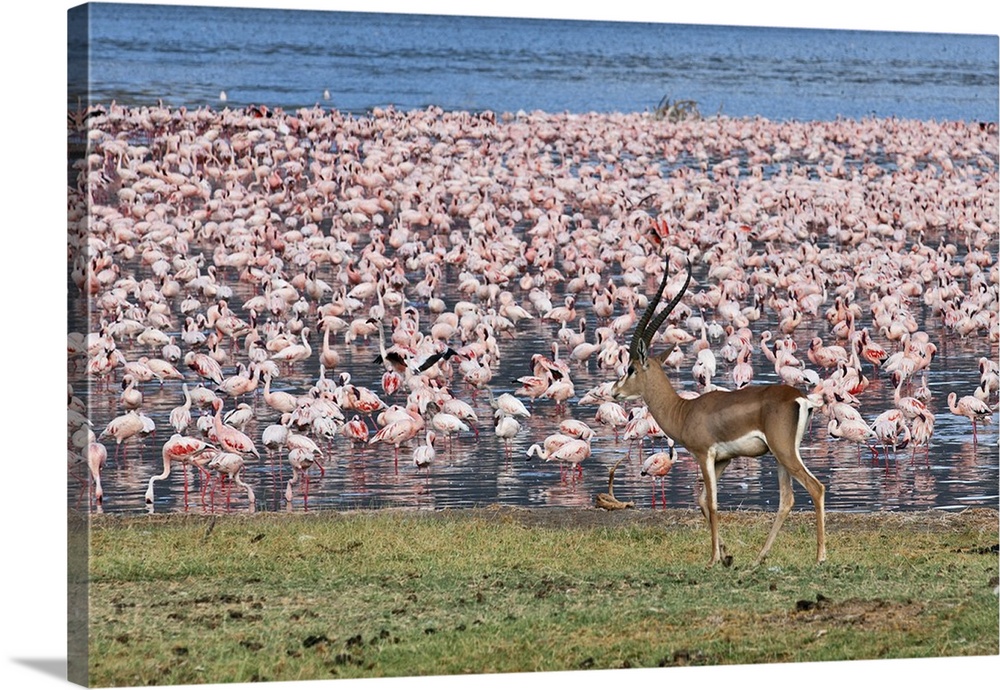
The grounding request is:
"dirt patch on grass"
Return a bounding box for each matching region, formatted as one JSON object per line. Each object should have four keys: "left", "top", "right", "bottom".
{"left": 788, "top": 596, "right": 926, "bottom": 627}
{"left": 413, "top": 504, "right": 999, "bottom": 535}
{"left": 90, "top": 504, "right": 999, "bottom": 535}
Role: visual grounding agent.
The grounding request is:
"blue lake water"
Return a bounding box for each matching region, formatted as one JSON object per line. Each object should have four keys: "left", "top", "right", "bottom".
{"left": 70, "top": 3, "right": 998, "bottom": 121}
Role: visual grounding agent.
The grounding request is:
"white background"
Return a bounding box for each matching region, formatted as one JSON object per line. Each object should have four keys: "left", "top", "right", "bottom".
{"left": 2, "top": 2, "right": 997, "bottom": 689}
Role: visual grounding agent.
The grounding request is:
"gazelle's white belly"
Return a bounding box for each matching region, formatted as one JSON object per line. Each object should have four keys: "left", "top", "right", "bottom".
{"left": 710, "top": 430, "right": 769, "bottom": 461}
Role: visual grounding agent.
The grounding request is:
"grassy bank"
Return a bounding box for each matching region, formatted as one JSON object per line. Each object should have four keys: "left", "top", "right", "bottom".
{"left": 86, "top": 507, "right": 999, "bottom": 686}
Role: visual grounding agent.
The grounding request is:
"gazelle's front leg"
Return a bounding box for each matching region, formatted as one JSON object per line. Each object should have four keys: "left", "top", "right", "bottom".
{"left": 696, "top": 450, "right": 732, "bottom": 567}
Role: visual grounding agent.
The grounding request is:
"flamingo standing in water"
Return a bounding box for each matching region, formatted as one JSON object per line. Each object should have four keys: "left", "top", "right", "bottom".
{"left": 169, "top": 382, "right": 193, "bottom": 434}
{"left": 285, "top": 447, "right": 323, "bottom": 508}
{"left": 342, "top": 414, "right": 371, "bottom": 443}
{"left": 144, "top": 434, "right": 216, "bottom": 508}
{"left": 119, "top": 373, "right": 143, "bottom": 410}
{"left": 261, "top": 422, "right": 289, "bottom": 461}
{"left": 594, "top": 401, "right": 628, "bottom": 441}
{"left": 559, "top": 418, "right": 595, "bottom": 441}
{"left": 641, "top": 440, "right": 677, "bottom": 508}
{"left": 370, "top": 417, "right": 422, "bottom": 471}
{"left": 413, "top": 430, "right": 437, "bottom": 469}
{"left": 828, "top": 418, "right": 878, "bottom": 462}
{"left": 430, "top": 412, "right": 470, "bottom": 449}
{"left": 184, "top": 351, "right": 223, "bottom": 385}
{"left": 263, "top": 372, "right": 298, "bottom": 414}
{"left": 98, "top": 411, "right": 147, "bottom": 463}
{"left": 909, "top": 411, "right": 935, "bottom": 464}
{"left": 211, "top": 398, "right": 260, "bottom": 459}
{"left": 492, "top": 392, "right": 531, "bottom": 419}
{"left": 272, "top": 327, "right": 312, "bottom": 370}
{"left": 947, "top": 392, "right": 994, "bottom": 445}
{"left": 870, "top": 408, "right": 911, "bottom": 468}
{"left": 207, "top": 451, "right": 256, "bottom": 512}
{"left": 527, "top": 437, "right": 591, "bottom": 482}
{"left": 621, "top": 408, "right": 651, "bottom": 461}
{"left": 87, "top": 442, "right": 107, "bottom": 507}
{"left": 493, "top": 410, "right": 521, "bottom": 457}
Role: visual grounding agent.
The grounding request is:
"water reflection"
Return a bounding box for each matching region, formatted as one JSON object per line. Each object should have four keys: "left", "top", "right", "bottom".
{"left": 68, "top": 291, "right": 999, "bottom": 516}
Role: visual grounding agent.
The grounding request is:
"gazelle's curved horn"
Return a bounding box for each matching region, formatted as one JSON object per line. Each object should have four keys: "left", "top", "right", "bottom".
{"left": 629, "top": 258, "right": 674, "bottom": 359}
{"left": 643, "top": 258, "right": 693, "bottom": 349}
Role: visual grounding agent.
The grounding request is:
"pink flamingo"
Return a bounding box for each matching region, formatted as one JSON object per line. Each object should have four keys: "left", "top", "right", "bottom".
{"left": 119, "top": 373, "right": 143, "bottom": 410}
{"left": 87, "top": 442, "right": 107, "bottom": 507}
{"left": 320, "top": 326, "right": 340, "bottom": 369}
{"left": 493, "top": 392, "right": 531, "bottom": 419}
{"left": 527, "top": 435, "right": 590, "bottom": 481}
{"left": 808, "top": 337, "right": 848, "bottom": 369}
{"left": 184, "top": 351, "right": 223, "bottom": 385}
{"left": 731, "top": 347, "right": 754, "bottom": 389}
{"left": 545, "top": 438, "right": 592, "bottom": 482}
{"left": 892, "top": 373, "right": 929, "bottom": 421}
{"left": 207, "top": 451, "right": 256, "bottom": 512}
{"left": 413, "top": 430, "right": 437, "bottom": 469}
{"left": 947, "top": 392, "right": 994, "bottom": 445}
{"left": 342, "top": 414, "right": 371, "bottom": 443}
{"left": 641, "top": 440, "right": 677, "bottom": 508}
{"left": 261, "top": 422, "right": 289, "bottom": 463}
{"left": 262, "top": 372, "right": 298, "bottom": 414}
{"left": 144, "top": 434, "right": 216, "bottom": 507}
{"left": 828, "top": 418, "right": 877, "bottom": 462}
{"left": 513, "top": 374, "right": 550, "bottom": 406}
{"left": 370, "top": 417, "right": 422, "bottom": 471}
{"left": 216, "top": 362, "right": 261, "bottom": 399}
{"left": 594, "top": 401, "right": 629, "bottom": 441}
{"left": 441, "top": 398, "right": 480, "bottom": 437}
{"left": 285, "top": 447, "right": 323, "bottom": 508}
{"left": 526, "top": 433, "right": 574, "bottom": 460}
{"left": 271, "top": 327, "right": 312, "bottom": 369}
{"left": 98, "top": 411, "right": 146, "bottom": 463}
{"left": 493, "top": 411, "right": 520, "bottom": 457}
{"left": 909, "top": 411, "right": 935, "bottom": 464}
{"left": 870, "top": 408, "right": 910, "bottom": 467}
{"left": 541, "top": 378, "right": 576, "bottom": 412}
{"left": 854, "top": 328, "right": 887, "bottom": 372}
{"left": 211, "top": 398, "right": 260, "bottom": 458}
{"left": 622, "top": 408, "right": 651, "bottom": 461}
{"left": 559, "top": 418, "right": 595, "bottom": 441}
{"left": 430, "top": 412, "right": 470, "bottom": 449}
{"left": 169, "top": 382, "right": 193, "bottom": 434}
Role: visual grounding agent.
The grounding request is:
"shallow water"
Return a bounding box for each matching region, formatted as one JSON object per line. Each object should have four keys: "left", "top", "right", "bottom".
{"left": 68, "top": 233, "right": 999, "bottom": 517}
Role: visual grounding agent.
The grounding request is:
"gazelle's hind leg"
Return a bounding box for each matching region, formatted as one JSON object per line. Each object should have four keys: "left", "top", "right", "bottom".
{"left": 762, "top": 398, "right": 827, "bottom": 564}
{"left": 696, "top": 456, "right": 732, "bottom": 566}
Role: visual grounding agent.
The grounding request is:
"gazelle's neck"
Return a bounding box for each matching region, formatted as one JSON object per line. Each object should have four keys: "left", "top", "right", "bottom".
{"left": 642, "top": 360, "right": 689, "bottom": 439}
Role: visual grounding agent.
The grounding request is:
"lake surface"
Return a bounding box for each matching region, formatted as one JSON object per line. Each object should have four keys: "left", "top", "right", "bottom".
{"left": 70, "top": 286, "right": 999, "bottom": 516}
{"left": 69, "top": 4, "right": 999, "bottom": 122}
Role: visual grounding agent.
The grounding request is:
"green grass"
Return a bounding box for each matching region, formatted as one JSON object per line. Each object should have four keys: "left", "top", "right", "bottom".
{"left": 85, "top": 507, "right": 999, "bottom": 686}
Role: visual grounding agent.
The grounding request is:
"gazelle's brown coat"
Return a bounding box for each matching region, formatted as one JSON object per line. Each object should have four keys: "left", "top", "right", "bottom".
{"left": 612, "top": 259, "right": 826, "bottom": 566}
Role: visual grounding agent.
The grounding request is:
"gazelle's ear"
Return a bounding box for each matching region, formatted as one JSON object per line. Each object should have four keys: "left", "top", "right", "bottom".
{"left": 655, "top": 343, "right": 677, "bottom": 365}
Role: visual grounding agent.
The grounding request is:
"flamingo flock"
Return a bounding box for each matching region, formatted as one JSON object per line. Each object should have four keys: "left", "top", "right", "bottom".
{"left": 67, "top": 103, "right": 998, "bottom": 514}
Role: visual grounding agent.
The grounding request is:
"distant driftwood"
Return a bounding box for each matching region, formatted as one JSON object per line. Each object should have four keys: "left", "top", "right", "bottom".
{"left": 653, "top": 95, "right": 701, "bottom": 122}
